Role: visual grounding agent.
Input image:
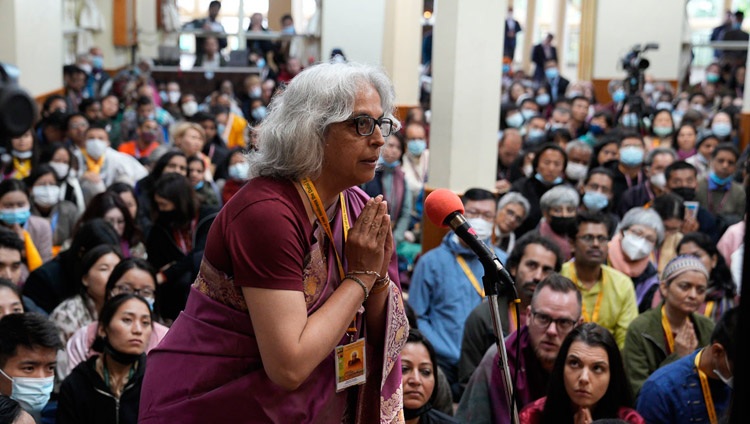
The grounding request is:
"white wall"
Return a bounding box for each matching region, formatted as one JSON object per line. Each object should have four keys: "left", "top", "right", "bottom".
{"left": 137, "top": 0, "right": 161, "bottom": 59}
{"left": 92, "top": 0, "right": 132, "bottom": 69}
{"left": 592, "top": 0, "right": 684, "bottom": 80}
{"left": 382, "top": 0, "right": 421, "bottom": 106}
{"left": 321, "top": 0, "right": 386, "bottom": 65}
{"left": 0, "top": 0, "right": 63, "bottom": 96}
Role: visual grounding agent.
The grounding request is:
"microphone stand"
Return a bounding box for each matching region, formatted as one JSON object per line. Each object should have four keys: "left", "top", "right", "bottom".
{"left": 447, "top": 214, "right": 519, "bottom": 424}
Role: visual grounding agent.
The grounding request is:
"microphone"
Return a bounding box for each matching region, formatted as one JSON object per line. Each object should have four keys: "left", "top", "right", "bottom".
{"left": 424, "top": 189, "right": 503, "bottom": 269}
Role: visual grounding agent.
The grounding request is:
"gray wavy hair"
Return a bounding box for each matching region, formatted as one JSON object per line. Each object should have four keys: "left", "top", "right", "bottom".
{"left": 618, "top": 207, "right": 665, "bottom": 245}
{"left": 540, "top": 185, "right": 580, "bottom": 212}
{"left": 248, "top": 62, "right": 399, "bottom": 180}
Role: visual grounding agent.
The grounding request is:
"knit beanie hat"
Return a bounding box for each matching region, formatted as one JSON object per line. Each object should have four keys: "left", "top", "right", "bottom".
{"left": 661, "top": 254, "right": 709, "bottom": 283}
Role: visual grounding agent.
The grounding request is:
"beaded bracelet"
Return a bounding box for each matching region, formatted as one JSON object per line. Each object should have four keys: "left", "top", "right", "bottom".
{"left": 345, "top": 274, "right": 369, "bottom": 302}
{"left": 348, "top": 270, "right": 382, "bottom": 280}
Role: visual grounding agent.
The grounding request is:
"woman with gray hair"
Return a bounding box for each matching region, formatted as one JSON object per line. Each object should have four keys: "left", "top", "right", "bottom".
{"left": 493, "top": 192, "right": 530, "bottom": 253}
{"left": 608, "top": 207, "right": 664, "bottom": 290}
{"left": 538, "top": 185, "right": 580, "bottom": 260}
{"left": 139, "top": 62, "right": 409, "bottom": 423}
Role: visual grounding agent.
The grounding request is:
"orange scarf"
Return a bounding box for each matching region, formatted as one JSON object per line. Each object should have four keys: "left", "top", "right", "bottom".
{"left": 83, "top": 151, "right": 105, "bottom": 174}
{"left": 607, "top": 232, "right": 653, "bottom": 278}
{"left": 22, "top": 230, "right": 43, "bottom": 272}
{"left": 12, "top": 158, "right": 31, "bottom": 179}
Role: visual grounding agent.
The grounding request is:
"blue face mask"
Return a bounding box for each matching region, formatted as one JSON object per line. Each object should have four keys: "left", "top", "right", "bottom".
{"left": 506, "top": 113, "right": 524, "bottom": 128}
{"left": 194, "top": 181, "right": 205, "bottom": 190}
{"left": 534, "top": 172, "right": 562, "bottom": 186}
{"left": 407, "top": 139, "right": 427, "bottom": 156}
{"left": 521, "top": 109, "right": 537, "bottom": 121}
{"left": 619, "top": 146, "right": 645, "bottom": 166}
{"left": 251, "top": 106, "right": 268, "bottom": 121}
{"left": 0, "top": 369, "right": 54, "bottom": 414}
{"left": 709, "top": 171, "right": 734, "bottom": 186}
{"left": 378, "top": 157, "right": 400, "bottom": 168}
{"left": 653, "top": 126, "right": 673, "bottom": 137}
{"left": 217, "top": 123, "right": 226, "bottom": 136}
{"left": 527, "top": 128, "right": 546, "bottom": 143}
{"left": 536, "top": 93, "right": 550, "bottom": 106}
{"left": 655, "top": 101, "right": 673, "bottom": 111}
{"left": 502, "top": 64, "right": 511, "bottom": 73}
{"left": 583, "top": 191, "right": 609, "bottom": 212}
{"left": 545, "top": 67, "right": 559, "bottom": 80}
{"left": 711, "top": 122, "right": 732, "bottom": 138}
{"left": 622, "top": 113, "right": 639, "bottom": 127}
{"left": 612, "top": 89, "right": 626, "bottom": 103}
{"left": 589, "top": 124, "right": 604, "bottom": 135}
{"left": 256, "top": 58, "right": 266, "bottom": 69}
{"left": 0, "top": 206, "right": 31, "bottom": 226}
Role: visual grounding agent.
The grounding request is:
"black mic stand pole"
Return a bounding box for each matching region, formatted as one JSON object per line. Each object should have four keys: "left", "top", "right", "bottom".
{"left": 447, "top": 214, "right": 519, "bottom": 424}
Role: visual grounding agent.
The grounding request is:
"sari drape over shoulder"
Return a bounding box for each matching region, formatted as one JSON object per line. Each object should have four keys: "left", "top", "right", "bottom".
{"left": 139, "top": 180, "right": 408, "bottom": 423}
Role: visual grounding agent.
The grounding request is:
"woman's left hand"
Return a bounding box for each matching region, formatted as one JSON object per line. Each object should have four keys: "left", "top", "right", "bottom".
{"left": 378, "top": 214, "right": 393, "bottom": 278}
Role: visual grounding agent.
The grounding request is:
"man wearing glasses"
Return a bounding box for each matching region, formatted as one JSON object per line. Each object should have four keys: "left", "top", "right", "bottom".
{"left": 409, "top": 188, "right": 508, "bottom": 401}
{"left": 561, "top": 211, "right": 638, "bottom": 348}
{"left": 456, "top": 273, "right": 582, "bottom": 423}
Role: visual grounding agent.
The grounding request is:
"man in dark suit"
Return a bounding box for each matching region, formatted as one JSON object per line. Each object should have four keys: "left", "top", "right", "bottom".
{"left": 544, "top": 59, "right": 570, "bottom": 103}
{"left": 504, "top": 7, "right": 522, "bottom": 59}
{"left": 531, "top": 34, "right": 558, "bottom": 83}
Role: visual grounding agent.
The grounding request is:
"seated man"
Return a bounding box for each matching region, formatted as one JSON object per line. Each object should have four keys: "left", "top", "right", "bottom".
{"left": 618, "top": 147, "right": 677, "bottom": 216}
{"left": 455, "top": 273, "right": 582, "bottom": 423}
{"left": 696, "top": 143, "right": 745, "bottom": 224}
{"left": 117, "top": 117, "right": 161, "bottom": 163}
{"left": 492, "top": 192, "right": 530, "bottom": 254}
{"left": 76, "top": 125, "right": 148, "bottom": 203}
{"left": 637, "top": 307, "right": 737, "bottom": 423}
{"left": 664, "top": 161, "right": 719, "bottom": 241}
{"left": 409, "top": 188, "right": 507, "bottom": 399}
{"left": 560, "top": 211, "right": 638, "bottom": 348}
{"left": 0, "top": 313, "right": 61, "bottom": 421}
{"left": 458, "top": 232, "right": 563, "bottom": 390}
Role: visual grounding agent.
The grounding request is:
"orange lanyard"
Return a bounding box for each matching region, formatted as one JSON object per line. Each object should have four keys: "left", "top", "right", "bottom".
{"left": 694, "top": 349, "right": 718, "bottom": 424}
{"left": 300, "top": 178, "right": 350, "bottom": 280}
{"left": 455, "top": 256, "right": 485, "bottom": 298}
{"left": 300, "top": 178, "right": 358, "bottom": 338}
{"left": 661, "top": 306, "right": 675, "bottom": 354}
{"left": 570, "top": 267, "right": 605, "bottom": 323}
{"left": 509, "top": 302, "right": 518, "bottom": 333}
{"left": 704, "top": 301, "right": 715, "bottom": 318}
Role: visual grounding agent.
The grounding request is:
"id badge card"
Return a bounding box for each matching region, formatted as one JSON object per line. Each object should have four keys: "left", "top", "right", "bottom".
{"left": 335, "top": 337, "right": 366, "bottom": 392}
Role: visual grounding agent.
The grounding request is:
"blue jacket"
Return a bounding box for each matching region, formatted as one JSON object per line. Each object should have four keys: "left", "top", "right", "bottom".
{"left": 409, "top": 233, "right": 507, "bottom": 369}
{"left": 636, "top": 349, "right": 731, "bottom": 423}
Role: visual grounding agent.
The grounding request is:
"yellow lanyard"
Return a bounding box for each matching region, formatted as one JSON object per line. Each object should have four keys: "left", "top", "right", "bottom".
{"left": 300, "top": 178, "right": 350, "bottom": 280}
{"left": 570, "top": 267, "right": 605, "bottom": 323}
{"left": 661, "top": 306, "right": 675, "bottom": 354}
{"left": 84, "top": 152, "right": 105, "bottom": 174}
{"left": 704, "top": 301, "right": 715, "bottom": 318}
{"left": 694, "top": 349, "right": 718, "bottom": 424}
{"left": 509, "top": 302, "right": 518, "bottom": 333}
{"left": 12, "top": 158, "right": 31, "bottom": 178}
{"left": 455, "top": 255, "right": 485, "bottom": 298}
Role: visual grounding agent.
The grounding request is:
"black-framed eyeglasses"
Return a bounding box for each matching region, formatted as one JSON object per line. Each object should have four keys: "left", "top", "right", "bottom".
{"left": 112, "top": 285, "right": 155, "bottom": 299}
{"left": 577, "top": 234, "right": 609, "bottom": 245}
{"left": 347, "top": 115, "right": 395, "bottom": 137}
{"left": 530, "top": 310, "right": 577, "bottom": 332}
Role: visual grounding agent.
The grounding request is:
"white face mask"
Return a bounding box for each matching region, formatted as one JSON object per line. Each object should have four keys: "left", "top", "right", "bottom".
{"left": 523, "top": 164, "right": 533, "bottom": 177}
{"left": 466, "top": 217, "right": 494, "bottom": 241}
{"left": 48, "top": 162, "right": 70, "bottom": 179}
{"left": 85, "top": 139, "right": 108, "bottom": 160}
{"left": 32, "top": 185, "right": 61, "bottom": 208}
{"left": 12, "top": 150, "right": 33, "bottom": 160}
{"left": 620, "top": 231, "right": 653, "bottom": 261}
{"left": 228, "top": 162, "right": 250, "bottom": 180}
{"left": 167, "top": 91, "right": 181, "bottom": 104}
{"left": 714, "top": 353, "right": 734, "bottom": 388}
{"left": 0, "top": 369, "right": 54, "bottom": 414}
{"left": 650, "top": 172, "right": 667, "bottom": 189}
{"left": 565, "top": 162, "right": 588, "bottom": 181}
{"left": 182, "top": 101, "right": 199, "bottom": 117}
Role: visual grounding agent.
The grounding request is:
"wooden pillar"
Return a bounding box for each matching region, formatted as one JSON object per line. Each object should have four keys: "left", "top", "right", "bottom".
{"left": 268, "top": 0, "right": 292, "bottom": 31}
{"left": 740, "top": 36, "right": 750, "bottom": 152}
{"left": 578, "top": 0, "right": 596, "bottom": 81}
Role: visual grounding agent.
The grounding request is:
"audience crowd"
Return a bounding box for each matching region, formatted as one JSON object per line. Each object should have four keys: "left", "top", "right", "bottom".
{"left": 0, "top": 8, "right": 744, "bottom": 423}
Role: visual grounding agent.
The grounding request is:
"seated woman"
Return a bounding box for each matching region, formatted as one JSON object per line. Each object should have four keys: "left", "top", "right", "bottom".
{"left": 187, "top": 155, "right": 220, "bottom": 208}
{"left": 135, "top": 150, "right": 188, "bottom": 224}
{"left": 57, "top": 294, "right": 153, "bottom": 424}
{"left": 216, "top": 148, "right": 249, "bottom": 204}
{"left": 49, "top": 245, "right": 122, "bottom": 346}
{"left": 0, "top": 179, "right": 53, "bottom": 272}
{"left": 519, "top": 323, "right": 644, "bottom": 424}
{"left": 402, "top": 329, "right": 457, "bottom": 424}
{"left": 538, "top": 185, "right": 579, "bottom": 261}
{"left": 622, "top": 255, "right": 715, "bottom": 396}
{"left": 26, "top": 164, "right": 80, "bottom": 255}
{"left": 107, "top": 182, "right": 151, "bottom": 239}
{"left": 608, "top": 207, "right": 663, "bottom": 297}
{"left": 40, "top": 142, "right": 85, "bottom": 214}
{"left": 67, "top": 258, "right": 169, "bottom": 371}
{"left": 76, "top": 192, "right": 145, "bottom": 259}
{"left": 675, "top": 233, "right": 737, "bottom": 323}
{"left": 23, "top": 219, "right": 121, "bottom": 313}
{"left": 0, "top": 279, "right": 24, "bottom": 318}
{"left": 3, "top": 129, "right": 39, "bottom": 180}
{"left": 146, "top": 173, "right": 218, "bottom": 321}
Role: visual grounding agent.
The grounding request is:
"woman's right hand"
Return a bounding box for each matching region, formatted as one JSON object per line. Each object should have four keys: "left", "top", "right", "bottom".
{"left": 574, "top": 406, "right": 593, "bottom": 424}
{"left": 345, "top": 196, "right": 389, "bottom": 289}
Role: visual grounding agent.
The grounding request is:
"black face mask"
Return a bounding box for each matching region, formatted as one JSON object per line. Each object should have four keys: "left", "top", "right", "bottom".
{"left": 104, "top": 337, "right": 141, "bottom": 365}
{"left": 671, "top": 187, "right": 696, "bottom": 201}
{"left": 549, "top": 216, "right": 577, "bottom": 237}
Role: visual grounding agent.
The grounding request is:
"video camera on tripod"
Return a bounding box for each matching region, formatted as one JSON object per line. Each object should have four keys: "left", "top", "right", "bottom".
{"left": 619, "top": 43, "right": 659, "bottom": 96}
{"left": 0, "top": 63, "right": 37, "bottom": 139}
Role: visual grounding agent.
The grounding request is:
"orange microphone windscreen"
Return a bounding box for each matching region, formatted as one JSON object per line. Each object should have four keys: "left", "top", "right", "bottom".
{"left": 424, "top": 189, "right": 465, "bottom": 228}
